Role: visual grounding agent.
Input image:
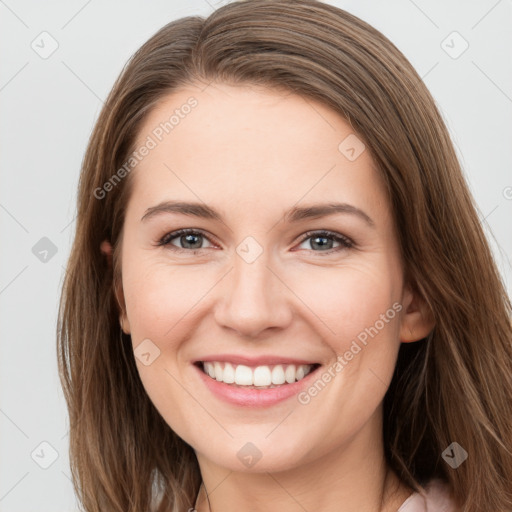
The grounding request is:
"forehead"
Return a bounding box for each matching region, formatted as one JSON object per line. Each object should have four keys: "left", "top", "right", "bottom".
{"left": 128, "top": 81, "right": 388, "bottom": 215}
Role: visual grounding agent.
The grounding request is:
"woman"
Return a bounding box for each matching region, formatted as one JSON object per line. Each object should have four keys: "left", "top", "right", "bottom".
{"left": 57, "top": 1, "right": 512, "bottom": 511}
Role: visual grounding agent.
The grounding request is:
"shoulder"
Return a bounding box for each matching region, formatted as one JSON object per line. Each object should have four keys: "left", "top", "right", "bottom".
{"left": 398, "top": 479, "right": 458, "bottom": 512}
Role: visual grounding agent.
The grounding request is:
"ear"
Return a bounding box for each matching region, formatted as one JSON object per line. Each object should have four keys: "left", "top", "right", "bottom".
{"left": 399, "top": 282, "right": 435, "bottom": 343}
{"left": 100, "top": 239, "right": 131, "bottom": 335}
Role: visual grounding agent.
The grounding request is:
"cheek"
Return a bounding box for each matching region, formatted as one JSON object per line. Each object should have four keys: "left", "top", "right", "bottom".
{"left": 291, "top": 260, "right": 400, "bottom": 344}
{"left": 121, "top": 260, "right": 206, "bottom": 426}
{"left": 290, "top": 259, "right": 403, "bottom": 404}
{"left": 122, "top": 258, "right": 203, "bottom": 341}
{"left": 291, "top": 263, "right": 402, "bottom": 413}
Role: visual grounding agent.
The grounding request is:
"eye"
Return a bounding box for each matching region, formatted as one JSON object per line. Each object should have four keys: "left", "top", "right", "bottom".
{"left": 295, "top": 230, "right": 354, "bottom": 254}
{"left": 157, "top": 229, "right": 215, "bottom": 253}
{"left": 156, "top": 228, "right": 354, "bottom": 255}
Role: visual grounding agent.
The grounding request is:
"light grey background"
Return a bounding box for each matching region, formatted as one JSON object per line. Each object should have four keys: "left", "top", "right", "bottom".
{"left": 1, "top": 0, "right": 511, "bottom": 510}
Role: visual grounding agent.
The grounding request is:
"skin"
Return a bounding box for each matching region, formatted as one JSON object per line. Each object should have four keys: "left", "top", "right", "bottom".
{"left": 101, "top": 81, "right": 434, "bottom": 512}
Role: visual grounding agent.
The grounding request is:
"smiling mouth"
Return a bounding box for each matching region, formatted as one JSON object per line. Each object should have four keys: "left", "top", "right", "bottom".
{"left": 194, "top": 361, "right": 322, "bottom": 389}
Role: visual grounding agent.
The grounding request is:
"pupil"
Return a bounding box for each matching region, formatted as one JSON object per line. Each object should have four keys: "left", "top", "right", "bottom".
{"left": 183, "top": 234, "right": 201, "bottom": 249}
{"left": 312, "top": 236, "right": 331, "bottom": 250}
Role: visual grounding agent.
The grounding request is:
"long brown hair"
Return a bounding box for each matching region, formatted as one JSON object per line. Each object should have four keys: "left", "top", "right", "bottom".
{"left": 57, "top": 1, "right": 512, "bottom": 510}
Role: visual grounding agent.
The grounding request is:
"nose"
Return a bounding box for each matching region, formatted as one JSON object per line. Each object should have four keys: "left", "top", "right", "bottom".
{"left": 213, "top": 247, "right": 293, "bottom": 338}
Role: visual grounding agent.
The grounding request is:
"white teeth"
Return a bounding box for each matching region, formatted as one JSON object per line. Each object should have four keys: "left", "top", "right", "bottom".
{"left": 214, "top": 362, "right": 223, "bottom": 381}
{"left": 223, "top": 362, "right": 235, "bottom": 383}
{"left": 285, "top": 365, "right": 296, "bottom": 384}
{"left": 271, "top": 365, "right": 286, "bottom": 385}
{"left": 234, "top": 365, "right": 253, "bottom": 385}
{"left": 206, "top": 362, "right": 215, "bottom": 379}
{"left": 253, "top": 366, "right": 272, "bottom": 386}
{"left": 201, "top": 362, "right": 316, "bottom": 387}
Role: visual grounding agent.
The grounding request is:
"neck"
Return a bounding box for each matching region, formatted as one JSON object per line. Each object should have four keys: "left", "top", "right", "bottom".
{"left": 193, "top": 410, "right": 412, "bottom": 512}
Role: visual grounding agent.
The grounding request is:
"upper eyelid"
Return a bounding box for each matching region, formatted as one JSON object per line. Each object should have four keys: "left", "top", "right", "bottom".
{"left": 159, "top": 228, "right": 218, "bottom": 247}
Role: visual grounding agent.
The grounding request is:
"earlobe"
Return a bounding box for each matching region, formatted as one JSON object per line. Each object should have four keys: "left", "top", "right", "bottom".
{"left": 100, "top": 240, "right": 113, "bottom": 269}
{"left": 101, "top": 239, "right": 131, "bottom": 335}
{"left": 115, "top": 275, "right": 131, "bottom": 336}
{"left": 119, "top": 314, "right": 131, "bottom": 335}
{"left": 399, "top": 285, "right": 435, "bottom": 343}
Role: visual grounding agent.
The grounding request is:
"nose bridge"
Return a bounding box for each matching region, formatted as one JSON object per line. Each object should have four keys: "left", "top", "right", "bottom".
{"left": 214, "top": 236, "right": 291, "bottom": 337}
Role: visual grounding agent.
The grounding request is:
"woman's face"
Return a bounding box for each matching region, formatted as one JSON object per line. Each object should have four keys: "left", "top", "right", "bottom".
{"left": 113, "top": 81, "right": 431, "bottom": 474}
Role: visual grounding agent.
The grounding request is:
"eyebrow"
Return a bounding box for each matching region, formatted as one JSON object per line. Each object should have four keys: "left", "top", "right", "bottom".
{"left": 140, "top": 200, "right": 375, "bottom": 227}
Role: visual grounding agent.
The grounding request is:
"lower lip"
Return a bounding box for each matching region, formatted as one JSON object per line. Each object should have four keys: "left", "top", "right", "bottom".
{"left": 193, "top": 363, "right": 321, "bottom": 407}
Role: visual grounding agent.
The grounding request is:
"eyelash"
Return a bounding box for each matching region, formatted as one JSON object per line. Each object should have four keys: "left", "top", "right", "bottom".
{"left": 156, "top": 228, "right": 354, "bottom": 255}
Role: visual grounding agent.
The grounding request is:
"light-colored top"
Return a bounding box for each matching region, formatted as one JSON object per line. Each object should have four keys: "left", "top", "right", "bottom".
{"left": 398, "top": 479, "right": 457, "bottom": 512}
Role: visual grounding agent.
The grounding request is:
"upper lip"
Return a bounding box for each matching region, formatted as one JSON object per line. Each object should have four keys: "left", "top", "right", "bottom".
{"left": 195, "top": 354, "right": 321, "bottom": 367}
